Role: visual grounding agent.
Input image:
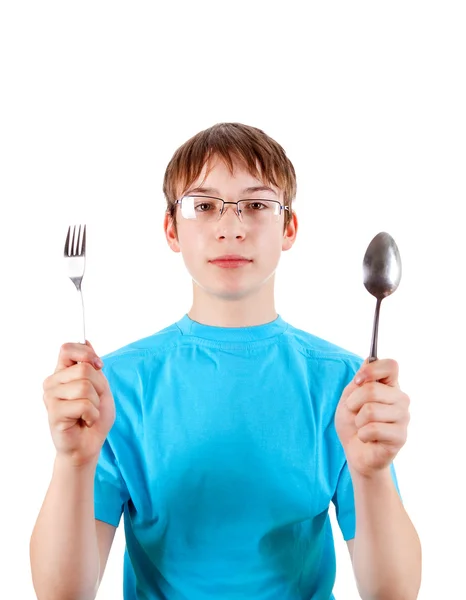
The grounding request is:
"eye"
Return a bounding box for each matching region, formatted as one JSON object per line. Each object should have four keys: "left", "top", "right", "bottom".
{"left": 195, "top": 202, "right": 215, "bottom": 212}
{"left": 245, "top": 201, "right": 268, "bottom": 210}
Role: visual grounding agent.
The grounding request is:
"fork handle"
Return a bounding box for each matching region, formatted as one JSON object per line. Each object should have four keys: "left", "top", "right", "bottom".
{"left": 78, "top": 287, "right": 86, "bottom": 344}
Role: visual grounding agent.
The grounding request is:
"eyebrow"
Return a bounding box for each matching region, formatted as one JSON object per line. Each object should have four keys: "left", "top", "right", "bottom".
{"left": 185, "top": 185, "right": 278, "bottom": 196}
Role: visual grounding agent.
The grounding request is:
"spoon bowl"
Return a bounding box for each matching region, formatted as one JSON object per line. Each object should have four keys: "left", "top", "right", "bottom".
{"left": 363, "top": 232, "right": 402, "bottom": 362}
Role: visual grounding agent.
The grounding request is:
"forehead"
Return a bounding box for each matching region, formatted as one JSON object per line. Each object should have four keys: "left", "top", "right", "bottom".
{"left": 179, "top": 155, "right": 281, "bottom": 198}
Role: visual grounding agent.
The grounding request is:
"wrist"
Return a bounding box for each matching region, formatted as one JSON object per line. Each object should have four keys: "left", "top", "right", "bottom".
{"left": 54, "top": 452, "right": 99, "bottom": 474}
{"left": 349, "top": 465, "right": 393, "bottom": 487}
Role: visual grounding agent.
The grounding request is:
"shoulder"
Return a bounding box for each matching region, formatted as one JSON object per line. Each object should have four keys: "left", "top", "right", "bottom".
{"left": 281, "top": 319, "right": 363, "bottom": 371}
{"left": 100, "top": 320, "right": 183, "bottom": 373}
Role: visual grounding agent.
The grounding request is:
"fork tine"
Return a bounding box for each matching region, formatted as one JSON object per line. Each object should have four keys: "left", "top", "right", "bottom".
{"left": 64, "top": 225, "right": 71, "bottom": 256}
{"left": 64, "top": 224, "right": 86, "bottom": 256}
{"left": 71, "top": 225, "right": 77, "bottom": 257}
{"left": 81, "top": 224, "right": 86, "bottom": 256}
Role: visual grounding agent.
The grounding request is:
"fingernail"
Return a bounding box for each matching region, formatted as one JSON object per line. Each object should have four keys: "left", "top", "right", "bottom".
{"left": 354, "top": 373, "right": 364, "bottom": 385}
{"left": 94, "top": 358, "right": 104, "bottom": 368}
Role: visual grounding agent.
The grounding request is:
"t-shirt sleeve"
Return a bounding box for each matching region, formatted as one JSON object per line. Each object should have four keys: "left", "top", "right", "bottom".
{"left": 94, "top": 437, "right": 130, "bottom": 528}
{"left": 332, "top": 461, "right": 402, "bottom": 541}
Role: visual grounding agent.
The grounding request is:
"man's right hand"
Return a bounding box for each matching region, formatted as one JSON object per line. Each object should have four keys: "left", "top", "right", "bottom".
{"left": 43, "top": 341, "right": 116, "bottom": 467}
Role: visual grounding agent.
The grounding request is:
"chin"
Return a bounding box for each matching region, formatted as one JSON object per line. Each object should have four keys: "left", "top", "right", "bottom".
{"left": 189, "top": 263, "right": 277, "bottom": 298}
{"left": 194, "top": 275, "right": 274, "bottom": 302}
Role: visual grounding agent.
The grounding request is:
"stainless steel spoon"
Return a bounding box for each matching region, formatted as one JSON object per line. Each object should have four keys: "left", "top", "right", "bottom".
{"left": 363, "top": 232, "right": 402, "bottom": 362}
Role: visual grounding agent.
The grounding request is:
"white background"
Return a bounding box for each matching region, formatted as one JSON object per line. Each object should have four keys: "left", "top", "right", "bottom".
{"left": 1, "top": 1, "right": 465, "bottom": 598}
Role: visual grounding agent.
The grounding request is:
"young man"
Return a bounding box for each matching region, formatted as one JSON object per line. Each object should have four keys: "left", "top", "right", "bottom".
{"left": 31, "top": 123, "right": 421, "bottom": 600}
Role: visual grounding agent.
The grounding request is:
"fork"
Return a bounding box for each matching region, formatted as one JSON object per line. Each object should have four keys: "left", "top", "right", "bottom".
{"left": 64, "top": 224, "right": 87, "bottom": 344}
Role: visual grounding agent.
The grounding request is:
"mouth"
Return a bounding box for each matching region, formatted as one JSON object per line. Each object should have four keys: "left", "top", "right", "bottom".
{"left": 209, "top": 255, "right": 252, "bottom": 269}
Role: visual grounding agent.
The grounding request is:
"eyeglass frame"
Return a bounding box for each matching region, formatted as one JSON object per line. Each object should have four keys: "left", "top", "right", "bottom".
{"left": 174, "top": 195, "right": 290, "bottom": 222}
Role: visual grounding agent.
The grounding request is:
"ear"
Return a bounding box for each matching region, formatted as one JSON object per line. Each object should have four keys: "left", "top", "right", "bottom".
{"left": 164, "top": 211, "right": 181, "bottom": 253}
{"left": 282, "top": 211, "right": 298, "bottom": 251}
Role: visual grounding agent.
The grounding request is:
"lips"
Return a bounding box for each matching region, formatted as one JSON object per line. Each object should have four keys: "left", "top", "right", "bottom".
{"left": 209, "top": 255, "right": 252, "bottom": 268}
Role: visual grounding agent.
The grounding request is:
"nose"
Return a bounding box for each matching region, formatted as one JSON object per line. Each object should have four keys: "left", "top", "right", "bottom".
{"left": 214, "top": 204, "right": 246, "bottom": 240}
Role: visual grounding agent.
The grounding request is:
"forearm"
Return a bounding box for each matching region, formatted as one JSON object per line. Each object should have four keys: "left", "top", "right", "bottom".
{"left": 30, "top": 455, "right": 100, "bottom": 600}
{"left": 351, "top": 467, "right": 421, "bottom": 600}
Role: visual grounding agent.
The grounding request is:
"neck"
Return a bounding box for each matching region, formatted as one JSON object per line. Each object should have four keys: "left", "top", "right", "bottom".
{"left": 188, "top": 278, "right": 277, "bottom": 328}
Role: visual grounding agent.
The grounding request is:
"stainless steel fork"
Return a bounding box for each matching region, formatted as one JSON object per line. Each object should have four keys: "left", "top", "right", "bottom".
{"left": 64, "top": 224, "right": 87, "bottom": 344}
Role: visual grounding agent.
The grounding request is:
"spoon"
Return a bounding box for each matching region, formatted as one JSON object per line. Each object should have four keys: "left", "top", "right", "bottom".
{"left": 363, "top": 232, "right": 402, "bottom": 362}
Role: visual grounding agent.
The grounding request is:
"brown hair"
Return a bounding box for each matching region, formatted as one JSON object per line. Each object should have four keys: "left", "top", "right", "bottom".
{"left": 163, "top": 122, "right": 297, "bottom": 232}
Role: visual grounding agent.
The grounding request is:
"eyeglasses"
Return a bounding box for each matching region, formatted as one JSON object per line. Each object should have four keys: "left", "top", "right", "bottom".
{"left": 175, "top": 195, "right": 289, "bottom": 224}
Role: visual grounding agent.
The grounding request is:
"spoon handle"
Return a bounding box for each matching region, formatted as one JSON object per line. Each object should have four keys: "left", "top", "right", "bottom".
{"left": 369, "top": 298, "right": 382, "bottom": 363}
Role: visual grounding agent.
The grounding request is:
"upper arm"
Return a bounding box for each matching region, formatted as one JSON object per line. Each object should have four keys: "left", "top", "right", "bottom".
{"left": 346, "top": 538, "right": 354, "bottom": 561}
{"left": 96, "top": 519, "right": 117, "bottom": 585}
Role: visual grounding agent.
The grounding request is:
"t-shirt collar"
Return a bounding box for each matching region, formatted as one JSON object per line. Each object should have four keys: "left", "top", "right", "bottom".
{"left": 176, "top": 314, "right": 287, "bottom": 342}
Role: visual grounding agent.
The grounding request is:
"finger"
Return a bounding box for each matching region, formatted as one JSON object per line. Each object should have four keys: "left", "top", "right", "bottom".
{"left": 44, "top": 379, "right": 101, "bottom": 411}
{"left": 346, "top": 381, "right": 407, "bottom": 413}
{"left": 354, "top": 358, "right": 399, "bottom": 387}
{"left": 354, "top": 401, "right": 408, "bottom": 429}
{"left": 357, "top": 422, "right": 408, "bottom": 445}
{"left": 55, "top": 341, "right": 104, "bottom": 373}
{"left": 49, "top": 399, "right": 101, "bottom": 430}
{"left": 44, "top": 362, "right": 107, "bottom": 397}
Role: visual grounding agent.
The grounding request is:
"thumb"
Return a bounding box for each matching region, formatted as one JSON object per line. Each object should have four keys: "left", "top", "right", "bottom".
{"left": 339, "top": 359, "right": 369, "bottom": 403}
{"left": 84, "top": 340, "right": 104, "bottom": 368}
{"left": 55, "top": 340, "right": 103, "bottom": 372}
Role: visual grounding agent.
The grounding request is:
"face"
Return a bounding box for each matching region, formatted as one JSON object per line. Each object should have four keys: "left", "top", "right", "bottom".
{"left": 164, "top": 155, "right": 298, "bottom": 301}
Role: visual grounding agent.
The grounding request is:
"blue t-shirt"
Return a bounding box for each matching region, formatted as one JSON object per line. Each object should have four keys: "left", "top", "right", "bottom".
{"left": 95, "top": 314, "right": 400, "bottom": 599}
